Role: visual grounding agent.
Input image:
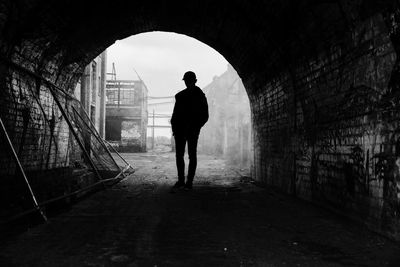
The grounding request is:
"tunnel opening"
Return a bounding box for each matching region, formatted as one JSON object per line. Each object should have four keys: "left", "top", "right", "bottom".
{"left": 102, "top": 31, "right": 253, "bottom": 168}
{"left": 106, "top": 32, "right": 251, "bottom": 165}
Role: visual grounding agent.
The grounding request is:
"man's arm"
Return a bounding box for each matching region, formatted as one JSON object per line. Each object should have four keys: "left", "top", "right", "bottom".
{"left": 199, "top": 94, "right": 209, "bottom": 127}
{"left": 170, "top": 95, "right": 179, "bottom": 135}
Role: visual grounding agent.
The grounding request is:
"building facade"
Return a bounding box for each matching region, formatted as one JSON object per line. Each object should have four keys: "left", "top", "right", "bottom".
{"left": 105, "top": 79, "right": 148, "bottom": 152}
{"left": 74, "top": 51, "right": 107, "bottom": 138}
{"left": 199, "top": 64, "right": 252, "bottom": 167}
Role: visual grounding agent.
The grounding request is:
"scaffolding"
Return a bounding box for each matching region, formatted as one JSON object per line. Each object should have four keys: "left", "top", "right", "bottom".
{"left": 0, "top": 59, "right": 133, "bottom": 223}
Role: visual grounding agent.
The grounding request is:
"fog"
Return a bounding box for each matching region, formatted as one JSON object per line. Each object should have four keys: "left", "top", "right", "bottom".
{"left": 198, "top": 65, "right": 252, "bottom": 167}
{"left": 106, "top": 32, "right": 252, "bottom": 166}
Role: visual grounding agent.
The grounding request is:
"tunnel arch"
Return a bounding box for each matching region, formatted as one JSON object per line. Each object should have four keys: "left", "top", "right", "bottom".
{"left": 1, "top": 0, "right": 392, "bottom": 120}
{"left": 2, "top": 0, "right": 400, "bottom": 240}
{"left": 0, "top": 0, "right": 374, "bottom": 92}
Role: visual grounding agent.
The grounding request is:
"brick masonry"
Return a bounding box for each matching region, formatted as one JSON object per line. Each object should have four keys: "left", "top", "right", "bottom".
{"left": 251, "top": 13, "right": 400, "bottom": 239}
{"left": 0, "top": 65, "right": 78, "bottom": 216}
{"left": 1, "top": 0, "right": 400, "bottom": 240}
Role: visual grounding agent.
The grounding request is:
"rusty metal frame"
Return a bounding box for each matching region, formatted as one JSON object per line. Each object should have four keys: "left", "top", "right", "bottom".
{"left": 0, "top": 116, "right": 48, "bottom": 222}
{"left": 0, "top": 58, "right": 134, "bottom": 224}
{"left": 46, "top": 85, "right": 103, "bottom": 181}
{"left": 71, "top": 105, "right": 121, "bottom": 171}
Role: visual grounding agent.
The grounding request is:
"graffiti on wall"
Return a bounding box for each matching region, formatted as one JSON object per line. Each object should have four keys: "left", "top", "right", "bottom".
{"left": 291, "top": 13, "right": 400, "bottom": 234}
{"left": 121, "top": 121, "right": 141, "bottom": 141}
{"left": 343, "top": 146, "right": 368, "bottom": 197}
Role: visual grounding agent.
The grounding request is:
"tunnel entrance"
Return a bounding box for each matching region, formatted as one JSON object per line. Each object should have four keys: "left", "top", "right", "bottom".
{"left": 102, "top": 32, "right": 253, "bottom": 167}
{"left": 2, "top": 0, "right": 400, "bottom": 241}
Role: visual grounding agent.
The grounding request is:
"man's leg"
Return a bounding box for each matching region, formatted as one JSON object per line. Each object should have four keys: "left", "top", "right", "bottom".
{"left": 174, "top": 134, "right": 186, "bottom": 186}
{"left": 186, "top": 134, "right": 199, "bottom": 187}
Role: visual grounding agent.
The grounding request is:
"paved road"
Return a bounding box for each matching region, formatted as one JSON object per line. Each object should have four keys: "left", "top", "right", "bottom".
{"left": 1, "top": 152, "right": 399, "bottom": 266}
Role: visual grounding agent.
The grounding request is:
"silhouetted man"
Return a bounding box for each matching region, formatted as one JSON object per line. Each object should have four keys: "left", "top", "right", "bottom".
{"left": 171, "top": 71, "right": 208, "bottom": 190}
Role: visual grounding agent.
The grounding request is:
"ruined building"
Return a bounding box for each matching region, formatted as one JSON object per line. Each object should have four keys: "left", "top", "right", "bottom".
{"left": 199, "top": 65, "right": 252, "bottom": 167}
{"left": 74, "top": 52, "right": 107, "bottom": 137}
{"left": 105, "top": 79, "right": 148, "bottom": 152}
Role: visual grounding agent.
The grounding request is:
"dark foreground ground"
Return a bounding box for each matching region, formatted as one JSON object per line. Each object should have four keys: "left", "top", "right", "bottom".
{"left": 1, "top": 152, "right": 400, "bottom": 267}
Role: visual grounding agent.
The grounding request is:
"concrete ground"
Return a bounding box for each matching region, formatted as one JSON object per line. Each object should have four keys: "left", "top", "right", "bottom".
{"left": 1, "top": 151, "right": 400, "bottom": 267}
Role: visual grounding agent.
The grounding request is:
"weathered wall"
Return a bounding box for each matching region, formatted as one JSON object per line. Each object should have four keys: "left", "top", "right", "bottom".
{"left": 105, "top": 81, "right": 148, "bottom": 152}
{"left": 0, "top": 3, "right": 112, "bottom": 218}
{"left": 0, "top": 64, "right": 82, "bottom": 217}
{"left": 251, "top": 13, "right": 400, "bottom": 239}
{"left": 1, "top": 0, "right": 400, "bottom": 239}
{"left": 74, "top": 52, "right": 107, "bottom": 138}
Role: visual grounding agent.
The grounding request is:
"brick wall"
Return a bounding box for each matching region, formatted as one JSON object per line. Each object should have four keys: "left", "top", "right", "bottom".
{"left": 250, "top": 13, "right": 400, "bottom": 239}
{"left": 0, "top": 62, "right": 79, "bottom": 217}
{"left": 1, "top": 0, "right": 400, "bottom": 239}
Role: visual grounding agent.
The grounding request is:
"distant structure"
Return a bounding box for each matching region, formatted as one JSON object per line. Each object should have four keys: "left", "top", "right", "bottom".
{"left": 199, "top": 64, "right": 252, "bottom": 167}
{"left": 105, "top": 77, "right": 148, "bottom": 152}
{"left": 74, "top": 51, "right": 107, "bottom": 137}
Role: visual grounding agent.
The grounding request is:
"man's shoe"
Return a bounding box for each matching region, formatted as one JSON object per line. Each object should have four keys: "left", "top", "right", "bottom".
{"left": 184, "top": 181, "right": 193, "bottom": 190}
{"left": 172, "top": 181, "right": 185, "bottom": 189}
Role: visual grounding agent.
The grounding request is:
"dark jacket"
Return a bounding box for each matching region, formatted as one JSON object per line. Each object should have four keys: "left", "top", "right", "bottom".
{"left": 171, "top": 86, "right": 208, "bottom": 136}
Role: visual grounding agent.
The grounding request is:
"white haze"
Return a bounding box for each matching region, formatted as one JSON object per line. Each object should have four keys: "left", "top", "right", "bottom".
{"left": 107, "top": 32, "right": 228, "bottom": 96}
{"left": 106, "top": 32, "right": 229, "bottom": 137}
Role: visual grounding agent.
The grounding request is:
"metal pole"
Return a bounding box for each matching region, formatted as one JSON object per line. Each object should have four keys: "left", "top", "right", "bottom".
{"left": 47, "top": 86, "right": 102, "bottom": 181}
{"left": 103, "top": 138, "right": 132, "bottom": 169}
{"left": 2, "top": 163, "right": 132, "bottom": 224}
{"left": 112, "top": 62, "right": 117, "bottom": 80}
{"left": 118, "top": 81, "right": 120, "bottom": 108}
{"left": 152, "top": 109, "right": 155, "bottom": 150}
{"left": 0, "top": 116, "right": 48, "bottom": 222}
{"left": 71, "top": 105, "right": 120, "bottom": 171}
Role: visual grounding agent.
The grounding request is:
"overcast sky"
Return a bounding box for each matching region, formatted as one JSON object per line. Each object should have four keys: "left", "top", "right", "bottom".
{"left": 106, "top": 31, "right": 229, "bottom": 97}
{"left": 106, "top": 31, "right": 229, "bottom": 137}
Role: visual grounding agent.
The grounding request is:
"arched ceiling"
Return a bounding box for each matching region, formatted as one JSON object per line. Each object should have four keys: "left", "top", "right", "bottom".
{"left": 0, "top": 0, "right": 394, "bottom": 90}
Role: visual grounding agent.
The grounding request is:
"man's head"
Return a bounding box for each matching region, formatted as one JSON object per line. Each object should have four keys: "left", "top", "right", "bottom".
{"left": 182, "top": 71, "right": 197, "bottom": 87}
